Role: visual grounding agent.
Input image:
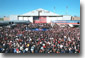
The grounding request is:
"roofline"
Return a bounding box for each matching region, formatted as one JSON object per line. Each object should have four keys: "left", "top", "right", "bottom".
{"left": 18, "top": 15, "right": 63, "bottom": 17}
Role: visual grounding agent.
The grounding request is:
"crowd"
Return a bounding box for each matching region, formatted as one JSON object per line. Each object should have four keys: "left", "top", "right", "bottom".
{"left": 0, "top": 23, "right": 80, "bottom": 53}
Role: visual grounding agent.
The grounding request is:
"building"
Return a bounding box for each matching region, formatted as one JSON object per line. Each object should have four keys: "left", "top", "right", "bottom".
{"left": 72, "top": 16, "right": 80, "bottom": 20}
{"left": 4, "top": 16, "right": 10, "bottom": 21}
{"left": 9, "top": 8, "right": 72, "bottom": 23}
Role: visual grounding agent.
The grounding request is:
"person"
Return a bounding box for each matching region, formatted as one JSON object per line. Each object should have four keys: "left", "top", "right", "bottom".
{"left": 0, "top": 23, "right": 80, "bottom": 53}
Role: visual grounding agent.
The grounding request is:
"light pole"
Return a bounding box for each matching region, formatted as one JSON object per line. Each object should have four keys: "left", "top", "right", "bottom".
{"left": 66, "top": 6, "right": 68, "bottom": 15}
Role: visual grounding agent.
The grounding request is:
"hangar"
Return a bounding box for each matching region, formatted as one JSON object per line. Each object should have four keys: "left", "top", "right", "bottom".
{"left": 9, "top": 8, "right": 72, "bottom": 23}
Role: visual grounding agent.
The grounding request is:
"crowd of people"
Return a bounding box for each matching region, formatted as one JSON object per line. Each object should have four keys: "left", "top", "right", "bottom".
{"left": 0, "top": 23, "right": 80, "bottom": 53}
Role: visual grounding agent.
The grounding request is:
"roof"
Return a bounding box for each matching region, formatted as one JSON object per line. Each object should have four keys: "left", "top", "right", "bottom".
{"left": 19, "top": 8, "right": 61, "bottom": 16}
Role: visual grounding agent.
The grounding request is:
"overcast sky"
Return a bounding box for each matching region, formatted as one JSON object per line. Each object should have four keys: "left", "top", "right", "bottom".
{"left": 0, "top": 0, "right": 80, "bottom": 17}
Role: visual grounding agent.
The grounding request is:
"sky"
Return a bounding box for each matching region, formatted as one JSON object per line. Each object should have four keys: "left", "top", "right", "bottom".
{"left": 0, "top": 0, "right": 80, "bottom": 18}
